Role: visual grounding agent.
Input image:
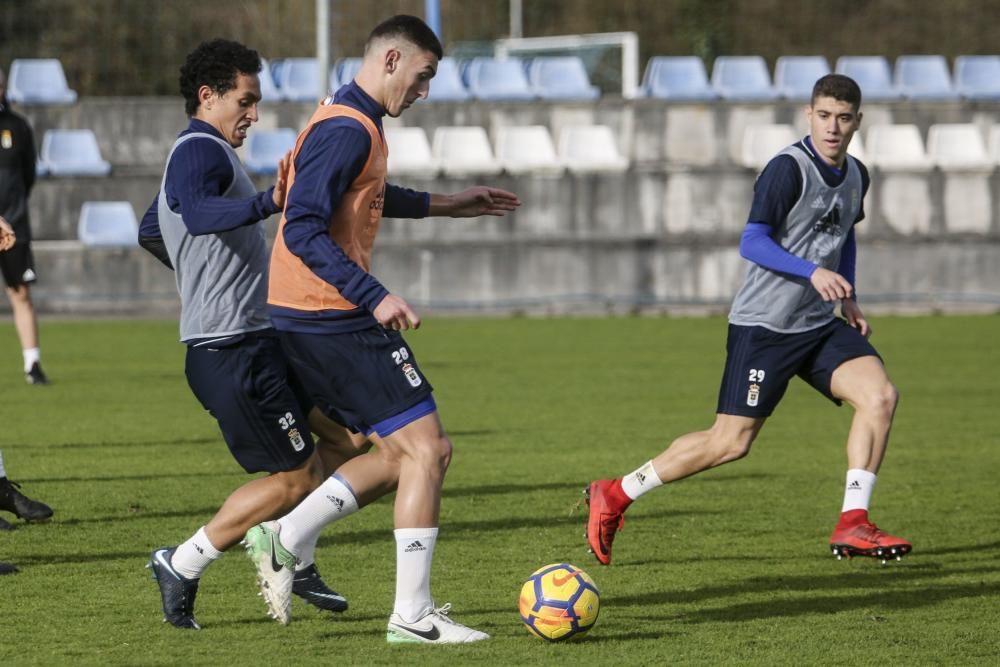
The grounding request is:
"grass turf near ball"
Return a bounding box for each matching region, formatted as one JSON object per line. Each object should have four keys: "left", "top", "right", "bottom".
{"left": 519, "top": 563, "right": 600, "bottom": 641}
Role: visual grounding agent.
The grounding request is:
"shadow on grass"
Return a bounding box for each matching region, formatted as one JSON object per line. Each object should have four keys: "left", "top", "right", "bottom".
{"left": 672, "top": 580, "right": 1000, "bottom": 623}
{"left": 316, "top": 507, "right": 723, "bottom": 549}
{"left": 608, "top": 562, "right": 1000, "bottom": 615}
{"left": 26, "top": 470, "right": 241, "bottom": 484}
{"left": 5, "top": 436, "right": 218, "bottom": 451}
{"left": 919, "top": 539, "right": 1000, "bottom": 557}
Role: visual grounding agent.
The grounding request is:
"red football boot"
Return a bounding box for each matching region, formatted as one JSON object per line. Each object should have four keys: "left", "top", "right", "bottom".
{"left": 830, "top": 517, "right": 912, "bottom": 564}
{"left": 585, "top": 480, "right": 627, "bottom": 565}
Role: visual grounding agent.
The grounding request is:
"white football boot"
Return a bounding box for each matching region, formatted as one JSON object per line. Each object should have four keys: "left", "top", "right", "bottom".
{"left": 386, "top": 603, "right": 490, "bottom": 644}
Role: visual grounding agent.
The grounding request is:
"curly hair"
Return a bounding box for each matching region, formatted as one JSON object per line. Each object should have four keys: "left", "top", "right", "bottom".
{"left": 179, "top": 39, "right": 261, "bottom": 116}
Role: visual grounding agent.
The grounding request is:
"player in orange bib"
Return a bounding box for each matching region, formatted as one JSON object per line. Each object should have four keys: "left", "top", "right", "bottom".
{"left": 244, "top": 15, "right": 520, "bottom": 642}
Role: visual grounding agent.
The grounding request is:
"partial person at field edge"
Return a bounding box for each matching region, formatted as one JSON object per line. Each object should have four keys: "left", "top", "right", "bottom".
{"left": 585, "top": 74, "right": 911, "bottom": 566}
{"left": 0, "top": 67, "right": 48, "bottom": 385}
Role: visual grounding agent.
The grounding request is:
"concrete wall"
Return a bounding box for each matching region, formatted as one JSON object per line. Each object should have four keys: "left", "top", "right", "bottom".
{"left": 12, "top": 97, "right": 1000, "bottom": 316}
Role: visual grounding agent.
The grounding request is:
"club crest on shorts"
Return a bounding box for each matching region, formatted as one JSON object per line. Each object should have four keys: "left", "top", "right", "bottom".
{"left": 287, "top": 427, "right": 306, "bottom": 452}
{"left": 1, "top": 130, "right": 12, "bottom": 149}
{"left": 747, "top": 383, "right": 760, "bottom": 407}
{"left": 401, "top": 362, "right": 422, "bottom": 388}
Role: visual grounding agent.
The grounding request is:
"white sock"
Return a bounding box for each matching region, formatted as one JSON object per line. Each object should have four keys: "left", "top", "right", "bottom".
{"left": 620, "top": 460, "right": 663, "bottom": 500}
{"left": 393, "top": 527, "right": 438, "bottom": 623}
{"left": 278, "top": 473, "right": 359, "bottom": 558}
{"left": 23, "top": 347, "right": 40, "bottom": 373}
{"left": 295, "top": 535, "right": 318, "bottom": 572}
{"left": 171, "top": 526, "right": 224, "bottom": 580}
{"left": 841, "top": 468, "right": 877, "bottom": 513}
{"left": 0, "top": 450, "right": 6, "bottom": 478}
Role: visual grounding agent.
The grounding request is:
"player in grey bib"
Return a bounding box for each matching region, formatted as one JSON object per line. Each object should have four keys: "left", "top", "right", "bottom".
{"left": 158, "top": 131, "right": 271, "bottom": 343}
{"left": 729, "top": 145, "right": 864, "bottom": 333}
{"left": 585, "top": 74, "right": 911, "bottom": 568}
{"left": 141, "top": 39, "right": 359, "bottom": 631}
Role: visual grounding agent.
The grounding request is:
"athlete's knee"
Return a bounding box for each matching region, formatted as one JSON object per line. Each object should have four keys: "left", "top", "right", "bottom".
{"left": 860, "top": 381, "right": 899, "bottom": 422}
{"left": 707, "top": 424, "right": 756, "bottom": 463}
{"left": 6, "top": 285, "right": 31, "bottom": 306}
{"left": 411, "top": 435, "right": 452, "bottom": 472}
{"left": 279, "top": 454, "right": 326, "bottom": 499}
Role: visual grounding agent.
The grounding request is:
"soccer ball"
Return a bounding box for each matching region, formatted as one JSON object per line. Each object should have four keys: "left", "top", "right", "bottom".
{"left": 519, "top": 563, "right": 600, "bottom": 641}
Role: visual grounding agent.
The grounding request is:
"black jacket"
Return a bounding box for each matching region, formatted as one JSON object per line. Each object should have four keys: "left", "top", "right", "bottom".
{"left": 0, "top": 97, "right": 37, "bottom": 232}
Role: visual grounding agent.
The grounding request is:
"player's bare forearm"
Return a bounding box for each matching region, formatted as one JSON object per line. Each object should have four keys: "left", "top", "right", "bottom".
{"left": 428, "top": 186, "right": 521, "bottom": 218}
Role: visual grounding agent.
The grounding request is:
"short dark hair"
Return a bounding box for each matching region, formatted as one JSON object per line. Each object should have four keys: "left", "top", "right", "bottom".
{"left": 366, "top": 15, "right": 443, "bottom": 59}
{"left": 179, "top": 38, "right": 261, "bottom": 116}
{"left": 811, "top": 73, "right": 862, "bottom": 111}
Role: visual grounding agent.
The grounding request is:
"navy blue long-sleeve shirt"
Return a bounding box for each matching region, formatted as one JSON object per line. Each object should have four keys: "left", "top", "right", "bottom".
{"left": 269, "top": 81, "right": 431, "bottom": 334}
{"left": 139, "top": 118, "right": 280, "bottom": 243}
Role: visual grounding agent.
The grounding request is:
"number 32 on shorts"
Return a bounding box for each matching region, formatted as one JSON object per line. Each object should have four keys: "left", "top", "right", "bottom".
{"left": 746, "top": 368, "right": 765, "bottom": 407}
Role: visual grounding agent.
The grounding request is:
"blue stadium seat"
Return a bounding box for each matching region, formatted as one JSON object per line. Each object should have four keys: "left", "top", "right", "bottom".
{"left": 894, "top": 55, "right": 958, "bottom": 100}
{"left": 953, "top": 55, "right": 1000, "bottom": 100}
{"left": 244, "top": 128, "right": 297, "bottom": 175}
{"left": 641, "top": 56, "right": 717, "bottom": 100}
{"left": 774, "top": 56, "right": 831, "bottom": 100}
{"left": 78, "top": 202, "right": 139, "bottom": 247}
{"left": 279, "top": 58, "right": 322, "bottom": 102}
{"left": 333, "top": 57, "right": 362, "bottom": 90}
{"left": 39, "top": 129, "right": 111, "bottom": 176}
{"left": 428, "top": 57, "right": 470, "bottom": 102}
{"left": 7, "top": 59, "right": 77, "bottom": 105}
{"left": 269, "top": 59, "right": 286, "bottom": 87}
{"left": 463, "top": 57, "right": 535, "bottom": 101}
{"left": 711, "top": 56, "right": 779, "bottom": 101}
{"left": 258, "top": 58, "right": 283, "bottom": 103}
{"left": 526, "top": 57, "right": 599, "bottom": 101}
{"left": 835, "top": 56, "right": 901, "bottom": 101}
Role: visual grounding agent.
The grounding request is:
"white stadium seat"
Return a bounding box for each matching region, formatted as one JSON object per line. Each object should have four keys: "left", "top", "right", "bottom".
{"left": 495, "top": 125, "right": 562, "bottom": 175}
{"left": 432, "top": 126, "right": 502, "bottom": 176}
{"left": 558, "top": 126, "right": 629, "bottom": 173}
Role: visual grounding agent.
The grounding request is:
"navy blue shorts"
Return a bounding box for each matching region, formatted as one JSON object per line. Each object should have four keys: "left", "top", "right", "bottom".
{"left": 277, "top": 327, "right": 435, "bottom": 437}
{"left": 716, "top": 318, "right": 881, "bottom": 418}
{"left": 185, "top": 331, "right": 315, "bottom": 474}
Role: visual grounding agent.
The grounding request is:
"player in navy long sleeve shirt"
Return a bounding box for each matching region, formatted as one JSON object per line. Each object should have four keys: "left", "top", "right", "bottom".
{"left": 138, "top": 118, "right": 281, "bottom": 267}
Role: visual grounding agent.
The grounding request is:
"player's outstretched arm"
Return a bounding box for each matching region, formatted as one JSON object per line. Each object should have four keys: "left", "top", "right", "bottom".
{"left": 428, "top": 186, "right": 521, "bottom": 218}
{"left": 0, "top": 217, "right": 15, "bottom": 252}
{"left": 841, "top": 298, "right": 871, "bottom": 337}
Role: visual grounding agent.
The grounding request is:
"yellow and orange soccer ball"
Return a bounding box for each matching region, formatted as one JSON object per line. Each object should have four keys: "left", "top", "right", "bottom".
{"left": 519, "top": 563, "right": 600, "bottom": 641}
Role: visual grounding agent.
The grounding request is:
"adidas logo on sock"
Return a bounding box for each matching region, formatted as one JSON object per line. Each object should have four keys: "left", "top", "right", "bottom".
{"left": 847, "top": 480, "right": 862, "bottom": 490}
{"left": 404, "top": 540, "right": 426, "bottom": 553}
{"left": 326, "top": 495, "right": 345, "bottom": 512}
{"left": 636, "top": 471, "right": 646, "bottom": 485}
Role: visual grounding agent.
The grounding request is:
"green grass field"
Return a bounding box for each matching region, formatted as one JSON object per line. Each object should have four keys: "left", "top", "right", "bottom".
{"left": 1, "top": 315, "right": 998, "bottom": 665}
